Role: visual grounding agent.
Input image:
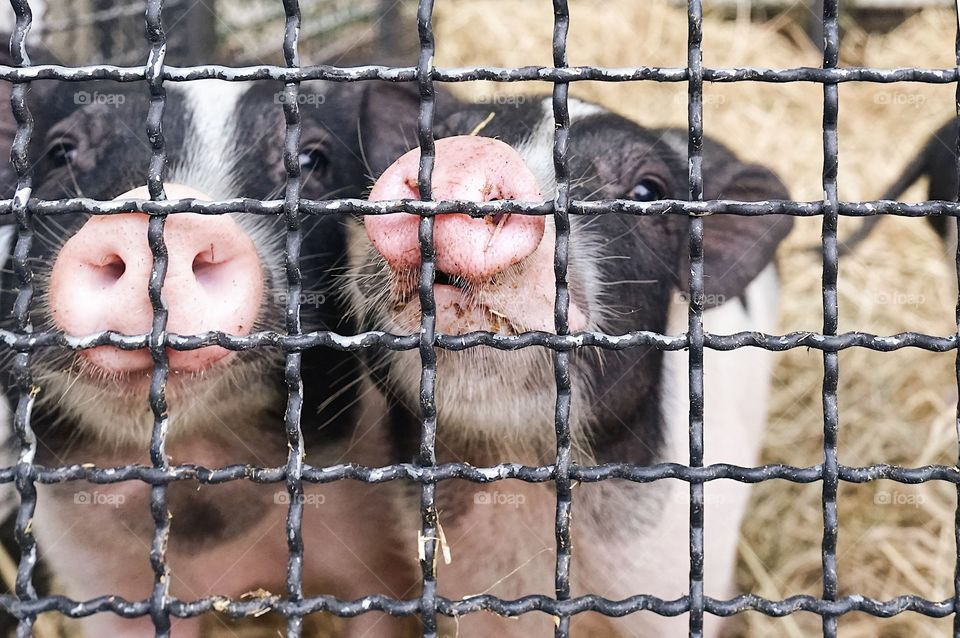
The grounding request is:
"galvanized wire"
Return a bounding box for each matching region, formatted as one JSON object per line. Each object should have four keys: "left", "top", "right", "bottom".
{"left": 143, "top": 0, "right": 173, "bottom": 633}
{"left": 819, "top": 1, "right": 841, "bottom": 636}
{"left": 279, "top": 1, "right": 307, "bottom": 636}
{"left": 0, "top": 63, "right": 959, "bottom": 83}
{"left": 549, "top": 1, "right": 573, "bottom": 636}
{"left": 686, "top": 0, "right": 706, "bottom": 635}
{"left": 8, "top": 1, "right": 37, "bottom": 636}
{"left": 2, "top": 0, "right": 960, "bottom": 636}
{"left": 414, "top": 1, "right": 439, "bottom": 635}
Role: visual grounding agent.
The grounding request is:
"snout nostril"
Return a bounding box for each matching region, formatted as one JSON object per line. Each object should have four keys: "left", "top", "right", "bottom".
{"left": 98, "top": 255, "right": 126, "bottom": 283}
{"left": 192, "top": 247, "right": 221, "bottom": 285}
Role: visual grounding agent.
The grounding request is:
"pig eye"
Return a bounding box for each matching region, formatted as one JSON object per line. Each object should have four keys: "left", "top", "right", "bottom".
{"left": 629, "top": 179, "right": 665, "bottom": 202}
{"left": 47, "top": 139, "right": 78, "bottom": 168}
{"left": 298, "top": 147, "right": 329, "bottom": 176}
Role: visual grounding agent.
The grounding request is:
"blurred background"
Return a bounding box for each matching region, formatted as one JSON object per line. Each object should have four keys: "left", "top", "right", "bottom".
{"left": 1, "top": 1, "right": 959, "bottom": 636}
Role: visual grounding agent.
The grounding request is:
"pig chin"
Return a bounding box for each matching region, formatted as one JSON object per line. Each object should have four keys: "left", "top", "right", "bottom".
{"left": 35, "top": 351, "right": 282, "bottom": 451}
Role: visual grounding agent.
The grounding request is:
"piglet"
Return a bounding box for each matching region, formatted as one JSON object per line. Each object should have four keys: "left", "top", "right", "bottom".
{"left": 348, "top": 94, "right": 792, "bottom": 637}
{"left": 0, "top": 78, "right": 423, "bottom": 637}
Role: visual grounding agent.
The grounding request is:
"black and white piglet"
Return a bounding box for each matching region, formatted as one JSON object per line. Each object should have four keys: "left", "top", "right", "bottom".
{"left": 0, "top": 79, "right": 419, "bottom": 637}
{"left": 348, "top": 94, "right": 792, "bottom": 637}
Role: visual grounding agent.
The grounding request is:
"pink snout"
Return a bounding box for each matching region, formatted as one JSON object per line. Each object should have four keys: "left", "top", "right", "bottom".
{"left": 49, "top": 185, "right": 263, "bottom": 374}
{"left": 365, "top": 136, "right": 545, "bottom": 282}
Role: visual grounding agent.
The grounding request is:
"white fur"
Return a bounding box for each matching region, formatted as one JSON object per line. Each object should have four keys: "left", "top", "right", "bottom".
{"left": 0, "top": 225, "right": 13, "bottom": 273}
{"left": 168, "top": 80, "right": 250, "bottom": 200}
{"left": 620, "top": 264, "right": 778, "bottom": 637}
{"left": 513, "top": 96, "right": 606, "bottom": 198}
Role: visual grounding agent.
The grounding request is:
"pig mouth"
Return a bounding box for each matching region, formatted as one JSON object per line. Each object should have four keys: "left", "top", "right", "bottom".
{"left": 347, "top": 219, "right": 592, "bottom": 338}
{"left": 67, "top": 346, "right": 244, "bottom": 395}
{"left": 382, "top": 259, "right": 535, "bottom": 336}
{"left": 431, "top": 272, "right": 523, "bottom": 334}
{"left": 383, "top": 255, "right": 583, "bottom": 337}
{"left": 434, "top": 269, "right": 466, "bottom": 290}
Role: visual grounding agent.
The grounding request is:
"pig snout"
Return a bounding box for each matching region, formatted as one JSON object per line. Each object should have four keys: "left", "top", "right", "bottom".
{"left": 365, "top": 136, "right": 544, "bottom": 282}
{"left": 49, "top": 184, "right": 263, "bottom": 374}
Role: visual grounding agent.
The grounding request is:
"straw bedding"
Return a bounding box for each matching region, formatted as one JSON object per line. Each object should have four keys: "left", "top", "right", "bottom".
{"left": 433, "top": 2, "right": 960, "bottom": 637}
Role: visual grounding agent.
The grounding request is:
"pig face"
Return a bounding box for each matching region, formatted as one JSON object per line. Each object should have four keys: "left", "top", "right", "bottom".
{"left": 348, "top": 96, "right": 792, "bottom": 457}
{"left": 0, "top": 79, "right": 427, "bottom": 637}
{"left": 0, "top": 79, "right": 381, "bottom": 455}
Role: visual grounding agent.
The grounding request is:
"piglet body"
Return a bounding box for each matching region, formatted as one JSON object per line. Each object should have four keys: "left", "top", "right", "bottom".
{"left": 0, "top": 79, "right": 422, "bottom": 637}
{"left": 349, "top": 96, "right": 792, "bottom": 637}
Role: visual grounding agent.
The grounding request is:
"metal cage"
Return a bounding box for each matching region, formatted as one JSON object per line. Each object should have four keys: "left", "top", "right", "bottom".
{"left": 0, "top": 0, "right": 959, "bottom": 637}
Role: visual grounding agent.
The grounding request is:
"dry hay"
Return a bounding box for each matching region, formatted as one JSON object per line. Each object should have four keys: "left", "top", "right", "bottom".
{"left": 432, "top": 2, "right": 959, "bottom": 637}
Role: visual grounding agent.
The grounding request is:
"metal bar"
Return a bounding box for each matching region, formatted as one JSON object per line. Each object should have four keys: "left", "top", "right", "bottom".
{"left": 820, "top": 0, "right": 841, "bottom": 636}
{"left": 0, "top": 326, "right": 957, "bottom": 356}
{"left": 0, "top": 589, "right": 954, "bottom": 620}
{"left": 2, "top": 459, "right": 960, "bottom": 486}
{"left": 952, "top": 2, "right": 960, "bottom": 636}
{"left": 2, "top": 63, "right": 960, "bottom": 84}
{"left": 8, "top": 0, "right": 38, "bottom": 636}
{"left": 144, "top": 0, "right": 173, "bottom": 635}
{"left": 415, "top": 1, "right": 438, "bottom": 636}
{"left": 8, "top": 196, "right": 960, "bottom": 218}
{"left": 686, "top": 0, "right": 706, "bottom": 634}
{"left": 279, "top": 0, "right": 306, "bottom": 636}
{"left": 550, "top": 1, "right": 573, "bottom": 636}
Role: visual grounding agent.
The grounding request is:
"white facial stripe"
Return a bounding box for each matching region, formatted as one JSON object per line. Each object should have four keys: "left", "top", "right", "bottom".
{"left": 0, "top": 225, "right": 13, "bottom": 274}
{"left": 514, "top": 98, "right": 557, "bottom": 199}
{"left": 169, "top": 80, "right": 251, "bottom": 200}
{"left": 560, "top": 96, "right": 607, "bottom": 123}
{"left": 515, "top": 97, "right": 608, "bottom": 200}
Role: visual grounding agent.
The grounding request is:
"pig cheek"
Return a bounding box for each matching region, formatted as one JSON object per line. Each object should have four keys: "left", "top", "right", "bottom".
{"left": 503, "top": 245, "right": 588, "bottom": 333}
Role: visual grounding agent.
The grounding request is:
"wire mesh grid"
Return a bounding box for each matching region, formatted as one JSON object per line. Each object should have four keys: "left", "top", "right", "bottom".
{"left": 0, "top": 0, "right": 958, "bottom": 637}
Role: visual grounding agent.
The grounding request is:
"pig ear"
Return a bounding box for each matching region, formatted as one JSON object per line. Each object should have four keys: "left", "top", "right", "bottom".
{"left": 358, "top": 82, "right": 423, "bottom": 179}
{"left": 681, "top": 161, "right": 793, "bottom": 304}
